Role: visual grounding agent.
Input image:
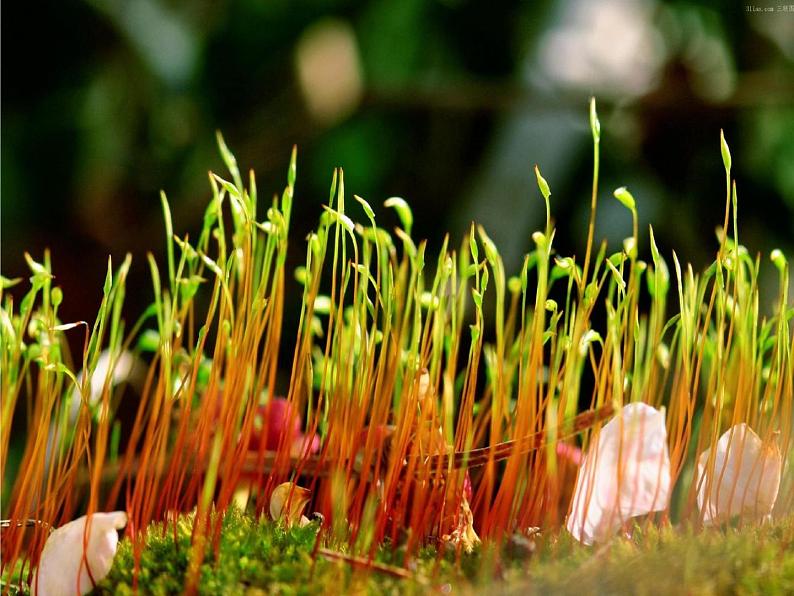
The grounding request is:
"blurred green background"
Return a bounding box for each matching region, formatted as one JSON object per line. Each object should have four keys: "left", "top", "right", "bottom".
{"left": 3, "top": 0, "right": 794, "bottom": 325}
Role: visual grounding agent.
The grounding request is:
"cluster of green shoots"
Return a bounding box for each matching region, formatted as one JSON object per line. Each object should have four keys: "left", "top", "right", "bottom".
{"left": 1, "top": 99, "right": 792, "bottom": 592}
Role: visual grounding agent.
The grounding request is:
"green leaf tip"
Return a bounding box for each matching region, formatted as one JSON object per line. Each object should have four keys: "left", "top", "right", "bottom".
{"left": 216, "top": 130, "right": 241, "bottom": 184}
{"left": 288, "top": 145, "right": 297, "bottom": 189}
{"left": 24, "top": 252, "right": 50, "bottom": 278}
{"left": 322, "top": 206, "right": 355, "bottom": 235}
{"left": 477, "top": 226, "right": 500, "bottom": 266}
{"left": 720, "top": 129, "right": 731, "bottom": 173}
{"left": 1, "top": 275, "right": 23, "bottom": 289}
{"left": 589, "top": 97, "right": 601, "bottom": 143}
{"left": 534, "top": 165, "right": 551, "bottom": 201}
{"left": 469, "top": 225, "right": 479, "bottom": 263}
{"left": 384, "top": 197, "right": 413, "bottom": 236}
{"left": 103, "top": 256, "right": 113, "bottom": 296}
{"left": 354, "top": 195, "right": 375, "bottom": 220}
{"left": 647, "top": 224, "right": 670, "bottom": 297}
{"left": 535, "top": 164, "right": 552, "bottom": 231}
{"left": 770, "top": 249, "right": 787, "bottom": 272}
{"left": 613, "top": 187, "right": 636, "bottom": 212}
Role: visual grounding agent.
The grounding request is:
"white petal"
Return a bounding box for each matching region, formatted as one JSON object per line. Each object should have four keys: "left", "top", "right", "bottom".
{"left": 697, "top": 424, "right": 782, "bottom": 524}
{"left": 32, "top": 511, "right": 127, "bottom": 596}
{"left": 269, "top": 483, "right": 311, "bottom": 526}
{"left": 47, "top": 351, "right": 142, "bottom": 466}
{"left": 70, "top": 351, "right": 138, "bottom": 420}
{"left": 566, "top": 403, "right": 671, "bottom": 544}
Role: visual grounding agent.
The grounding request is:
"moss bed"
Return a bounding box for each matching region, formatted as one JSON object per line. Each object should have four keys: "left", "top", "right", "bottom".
{"left": 79, "top": 509, "right": 794, "bottom": 595}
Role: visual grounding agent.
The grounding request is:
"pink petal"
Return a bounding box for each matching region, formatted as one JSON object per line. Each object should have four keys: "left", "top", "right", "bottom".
{"left": 32, "top": 511, "right": 128, "bottom": 596}
{"left": 566, "top": 403, "right": 671, "bottom": 545}
{"left": 696, "top": 424, "right": 782, "bottom": 524}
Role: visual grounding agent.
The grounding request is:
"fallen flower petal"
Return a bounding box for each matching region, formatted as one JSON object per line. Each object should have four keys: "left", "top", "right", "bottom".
{"left": 70, "top": 350, "right": 141, "bottom": 420}
{"left": 270, "top": 482, "right": 312, "bottom": 527}
{"left": 696, "top": 423, "right": 782, "bottom": 525}
{"left": 32, "top": 511, "right": 128, "bottom": 596}
{"left": 47, "top": 350, "right": 143, "bottom": 465}
{"left": 566, "top": 402, "right": 671, "bottom": 545}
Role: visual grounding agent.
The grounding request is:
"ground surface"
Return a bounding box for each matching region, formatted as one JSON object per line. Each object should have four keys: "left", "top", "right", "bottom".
{"left": 85, "top": 509, "right": 794, "bottom": 595}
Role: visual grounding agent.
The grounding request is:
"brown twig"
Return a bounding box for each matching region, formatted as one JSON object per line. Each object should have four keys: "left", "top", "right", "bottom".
{"left": 316, "top": 547, "right": 421, "bottom": 582}
{"left": 80, "top": 403, "right": 614, "bottom": 488}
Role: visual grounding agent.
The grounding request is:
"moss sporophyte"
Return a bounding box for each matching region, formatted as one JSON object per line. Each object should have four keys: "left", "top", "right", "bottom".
{"left": 1, "top": 101, "right": 792, "bottom": 594}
